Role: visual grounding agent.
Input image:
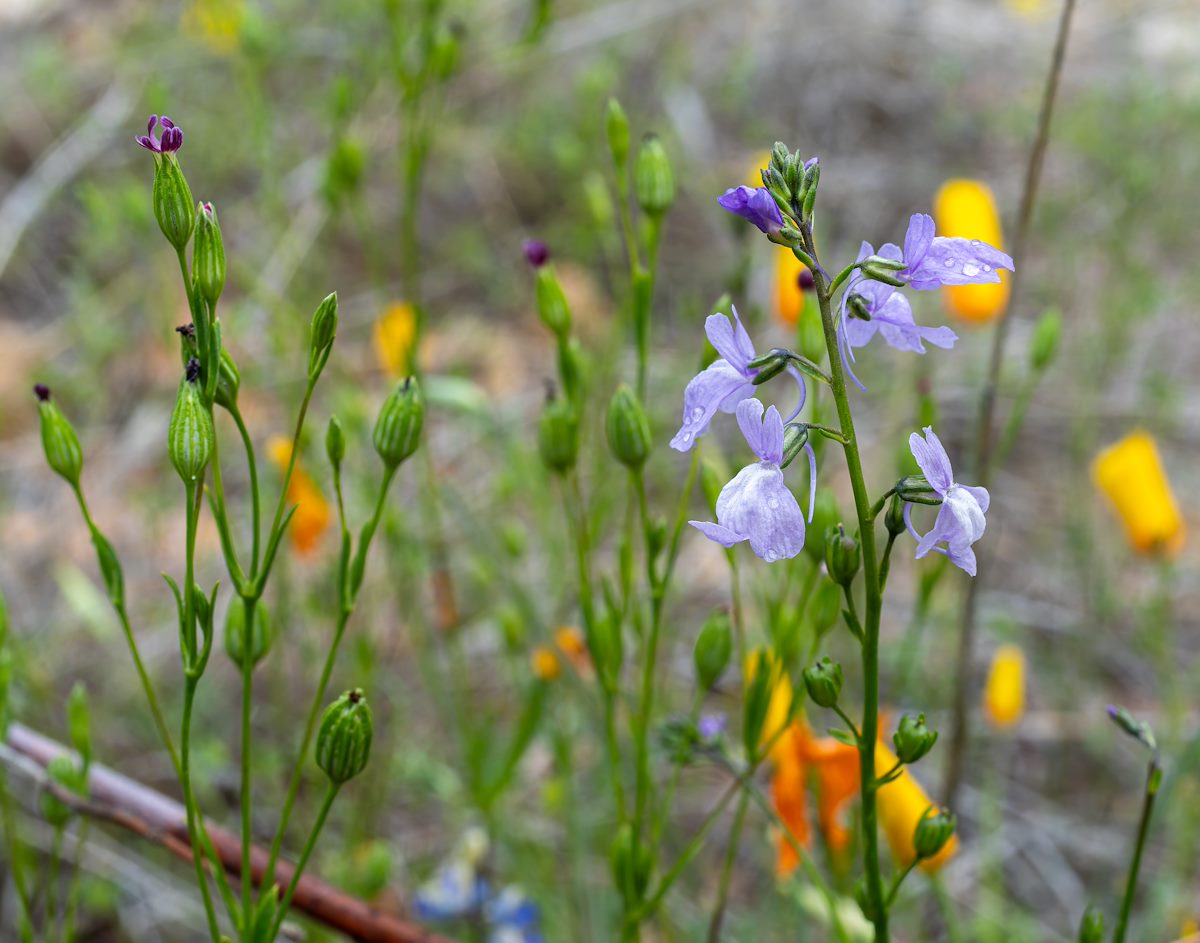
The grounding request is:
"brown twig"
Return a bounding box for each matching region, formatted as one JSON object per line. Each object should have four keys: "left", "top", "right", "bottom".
{"left": 941, "top": 0, "right": 1079, "bottom": 811}
{"left": 5, "top": 723, "right": 458, "bottom": 943}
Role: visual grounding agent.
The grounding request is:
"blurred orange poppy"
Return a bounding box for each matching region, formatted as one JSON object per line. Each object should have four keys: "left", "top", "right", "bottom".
{"left": 1092, "top": 431, "right": 1185, "bottom": 556}
{"left": 267, "top": 437, "right": 331, "bottom": 556}
{"left": 983, "top": 644, "right": 1026, "bottom": 729}
{"left": 934, "top": 180, "right": 1009, "bottom": 323}
{"left": 875, "top": 742, "right": 957, "bottom": 873}
{"left": 373, "top": 302, "right": 418, "bottom": 377}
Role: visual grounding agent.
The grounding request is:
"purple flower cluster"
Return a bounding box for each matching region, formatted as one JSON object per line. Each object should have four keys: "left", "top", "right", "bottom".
{"left": 136, "top": 115, "right": 183, "bottom": 154}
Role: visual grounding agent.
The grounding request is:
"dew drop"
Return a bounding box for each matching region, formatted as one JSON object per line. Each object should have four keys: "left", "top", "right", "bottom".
{"left": 691, "top": 407, "right": 703, "bottom": 420}
{"left": 763, "top": 550, "right": 777, "bottom": 562}
{"left": 943, "top": 258, "right": 954, "bottom": 267}
{"left": 767, "top": 497, "right": 780, "bottom": 510}
{"left": 962, "top": 262, "right": 980, "bottom": 277}
{"left": 681, "top": 432, "right": 691, "bottom": 443}
{"left": 970, "top": 239, "right": 981, "bottom": 246}
{"left": 981, "top": 264, "right": 991, "bottom": 273}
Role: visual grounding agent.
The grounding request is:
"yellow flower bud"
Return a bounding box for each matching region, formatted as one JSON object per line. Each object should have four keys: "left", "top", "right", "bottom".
{"left": 1092, "top": 431, "right": 1185, "bottom": 556}
{"left": 875, "top": 742, "right": 958, "bottom": 873}
{"left": 983, "top": 644, "right": 1025, "bottom": 729}
{"left": 372, "top": 302, "right": 418, "bottom": 377}
{"left": 934, "top": 179, "right": 1009, "bottom": 323}
{"left": 531, "top": 646, "right": 561, "bottom": 682}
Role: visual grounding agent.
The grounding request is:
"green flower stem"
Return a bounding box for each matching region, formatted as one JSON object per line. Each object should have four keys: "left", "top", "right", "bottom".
{"left": 62, "top": 818, "right": 90, "bottom": 943}
{"left": 265, "top": 781, "right": 341, "bottom": 943}
{"left": 705, "top": 789, "right": 751, "bottom": 943}
{"left": 48, "top": 823, "right": 64, "bottom": 939}
{"left": 878, "top": 532, "right": 899, "bottom": 595}
{"left": 262, "top": 466, "right": 397, "bottom": 891}
{"left": 885, "top": 860, "right": 919, "bottom": 909}
{"left": 633, "top": 470, "right": 662, "bottom": 837}
{"left": 238, "top": 595, "right": 257, "bottom": 943}
{"left": 229, "top": 404, "right": 263, "bottom": 574}
{"left": 0, "top": 773, "right": 33, "bottom": 931}
{"left": 1113, "top": 760, "right": 1161, "bottom": 943}
{"left": 807, "top": 224, "right": 889, "bottom": 942}
{"left": 182, "top": 678, "right": 224, "bottom": 942}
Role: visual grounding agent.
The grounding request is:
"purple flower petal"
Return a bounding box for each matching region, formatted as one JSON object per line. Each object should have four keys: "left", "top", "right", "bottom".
{"left": 690, "top": 520, "right": 744, "bottom": 548}
{"left": 670, "top": 360, "right": 755, "bottom": 452}
{"left": 712, "top": 462, "right": 805, "bottom": 562}
{"left": 704, "top": 307, "right": 756, "bottom": 372}
{"left": 735, "top": 398, "right": 784, "bottom": 465}
{"left": 902, "top": 213, "right": 936, "bottom": 269}
{"left": 908, "top": 427, "right": 953, "bottom": 494}
{"left": 717, "top": 186, "right": 783, "bottom": 235}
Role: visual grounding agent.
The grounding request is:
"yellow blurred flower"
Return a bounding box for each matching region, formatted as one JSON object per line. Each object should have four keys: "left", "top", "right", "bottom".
{"left": 267, "top": 437, "right": 331, "bottom": 556}
{"left": 531, "top": 646, "right": 561, "bottom": 682}
{"left": 934, "top": 179, "right": 1009, "bottom": 323}
{"left": 553, "top": 626, "right": 590, "bottom": 674}
{"left": 1092, "top": 431, "right": 1185, "bottom": 556}
{"left": 373, "top": 302, "right": 418, "bottom": 377}
{"left": 875, "top": 742, "right": 958, "bottom": 873}
{"left": 773, "top": 246, "right": 809, "bottom": 327}
{"left": 1004, "top": 0, "right": 1052, "bottom": 19}
{"left": 983, "top": 644, "right": 1025, "bottom": 729}
{"left": 181, "top": 0, "right": 245, "bottom": 55}
{"left": 745, "top": 648, "right": 794, "bottom": 761}
{"left": 745, "top": 150, "right": 773, "bottom": 188}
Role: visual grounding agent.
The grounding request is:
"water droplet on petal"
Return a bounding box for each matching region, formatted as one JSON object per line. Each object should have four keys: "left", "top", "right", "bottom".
{"left": 763, "top": 549, "right": 777, "bottom": 562}
{"left": 681, "top": 432, "right": 691, "bottom": 442}
{"left": 943, "top": 258, "right": 954, "bottom": 267}
{"left": 981, "top": 264, "right": 991, "bottom": 273}
{"left": 767, "top": 497, "right": 780, "bottom": 510}
{"left": 970, "top": 239, "right": 981, "bottom": 246}
{"left": 962, "top": 262, "right": 980, "bottom": 277}
{"left": 691, "top": 407, "right": 703, "bottom": 420}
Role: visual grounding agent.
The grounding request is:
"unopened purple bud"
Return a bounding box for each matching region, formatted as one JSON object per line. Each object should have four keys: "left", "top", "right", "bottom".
{"left": 33, "top": 383, "right": 51, "bottom": 402}
{"left": 797, "top": 267, "right": 815, "bottom": 291}
{"left": 523, "top": 239, "right": 549, "bottom": 268}
{"left": 200, "top": 201, "right": 214, "bottom": 217}
{"left": 136, "top": 115, "right": 185, "bottom": 154}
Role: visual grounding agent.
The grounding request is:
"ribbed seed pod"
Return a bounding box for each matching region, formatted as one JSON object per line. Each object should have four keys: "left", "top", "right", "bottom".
{"left": 168, "top": 360, "right": 214, "bottom": 483}
{"left": 34, "top": 385, "right": 83, "bottom": 487}
{"left": 605, "top": 385, "right": 651, "bottom": 469}
{"left": 193, "top": 202, "right": 226, "bottom": 307}
{"left": 316, "top": 689, "right": 373, "bottom": 784}
{"left": 372, "top": 377, "right": 424, "bottom": 469}
{"left": 152, "top": 155, "right": 196, "bottom": 252}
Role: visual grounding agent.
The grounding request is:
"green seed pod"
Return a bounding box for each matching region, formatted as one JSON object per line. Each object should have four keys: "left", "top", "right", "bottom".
{"left": 41, "top": 755, "right": 79, "bottom": 827}
{"left": 893, "top": 712, "right": 938, "bottom": 764}
{"left": 634, "top": 135, "right": 674, "bottom": 217}
{"left": 152, "top": 155, "right": 196, "bottom": 252}
{"left": 609, "top": 823, "right": 652, "bottom": 906}
{"left": 746, "top": 347, "right": 792, "bottom": 385}
{"left": 801, "top": 162, "right": 820, "bottom": 219}
{"left": 895, "top": 475, "right": 941, "bottom": 505}
{"left": 1076, "top": 905, "right": 1105, "bottom": 943}
{"left": 913, "top": 807, "right": 956, "bottom": 860}
{"left": 308, "top": 292, "right": 339, "bottom": 379}
{"left": 781, "top": 423, "right": 810, "bottom": 469}
{"left": 884, "top": 493, "right": 907, "bottom": 537}
{"left": 538, "top": 395, "right": 579, "bottom": 474}
{"left": 193, "top": 202, "right": 226, "bottom": 307}
{"left": 802, "top": 656, "right": 843, "bottom": 709}
{"left": 34, "top": 386, "right": 83, "bottom": 487}
{"left": 860, "top": 262, "right": 906, "bottom": 288}
{"left": 372, "top": 377, "right": 424, "bottom": 469}
{"left": 213, "top": 347, "right": 241, "bottom": 412}
{"left": 325, "top": 415, "right": 346, "bottom": 472}
{"left": 824, "top": 525, "right": 860, "bottom": 587}
{"left": 223, "top": 600, "right": 274, "bottom": 671}
{"left": 535, "top": 266, "right": 572, "bottom": 338}
{"left": 66, "top": 683, "right": 92, "bottom": 768}
{"left": 693, "top": 609, "right": 733, "bottom": 691}
{"left": 1030, "top": 307, "right": 1062, "bottom": 372}
{"left": 316, "top": 689, "right": 373, "bottom": 784}
{"left": 322, "top": 137, "right": 366, "bottom": 210}
{"left": 605, "top": 385, "right": 651, "bottom": 469}
{"left": 605, "top": 98, "right": 630, "bottom": 169}
{"left": 168, "top": 361, "right": 214, "bottom": 483}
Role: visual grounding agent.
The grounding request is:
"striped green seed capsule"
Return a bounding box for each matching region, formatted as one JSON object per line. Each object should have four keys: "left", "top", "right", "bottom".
{"left": 34, "top": 385, "right": 83, "bottom": 487}
{"left": 316, "top": 689, "right": 373, "bottom": 784}
{"left": 168, "top": 360, "right": 214, "bottom": 483}
{"left": 372, "top": 377, "right": 423, "bottom": 469}
{"left": 605, "top": 384, "right": 651, "bottom": 469}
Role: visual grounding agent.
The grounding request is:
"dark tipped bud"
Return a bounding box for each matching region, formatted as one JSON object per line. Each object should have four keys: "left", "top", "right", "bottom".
{"left": 798, "top": 267, "right": 815, "bottom": 291}
{"left": 1030, "top": 307, "right": 1062, "bottom": 372}
{"left": 782, "top": 423, "right": 810, "bottom": 469}
{"left": 847, "top": 294, "right": 873, "bottom": 322}
{"left": 609, "top": 823, "right": 652, "bottom": 907}
{"left": 884, "top": 493, "right": 907, "bottom": 536}
{"left": 634, "top": 135, "right": 674, "bottom": 217}
{"left": 523, "top": 239, "right": 549, "bottom": 268}
{"left": 803, "top": 656, "right": 843, "bottom": 708}
{"left": 693, "top": 610, "right": 733, "bottom": 690}
{"left": 193, "top": 202, "right": 226, "bottom": 306}
{"left": 325, "top": 415, "right": 346, "bottom": 471}
{"left": 308, "top": 292, "right": 339, "bottom": 379}
{"left": 1077, "top": 905, "right": 1105, "bottom": 943}
{"left": 824, "top": 525, "right": 860, "bottom": 586}
{"left": 224, "top": 601, "right": 274, "bottom": 671}
{"left": 606, "top": 385, "right": 652, "bottom": 469}
{"left": 168, "top": 364, "right": 214, "bottom": 482}
{"left": 151, "top": 150, "right": 196, "bottom": 251}
{"left": 35, "top": 386, "right": 84, "bottom": 486}
{"left": 316, "top": 689, "right": 373, "bottom": 784}
{"left": 372, "top": 377, "right": 424, "bottom": 469}
{"left": 213, "top": 347, "right": 241, "bottom": 412}
{"left": 893, "top": 712, "right": 938, "bottom": 764}
{"left": 535, "top": 265, "right": 572, "bottom": 338}
{"left": 913, "top": 807, "right": 956, "bottom": 860}
{"left": 66, "top": 682, "right": 92, "bottom": 768}
{"left": 538, "top": 394, "right": 579, "bottom": 474}
{"left": 605, "top": 98, "right": 630, "bottom": 168}
{"left": 746, "top": 347, "right": 792, "bottom": 385}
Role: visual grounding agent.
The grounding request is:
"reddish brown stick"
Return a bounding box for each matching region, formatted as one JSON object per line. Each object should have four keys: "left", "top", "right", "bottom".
{"left": 6, "top": 723, "right": 457, "bottom": 943}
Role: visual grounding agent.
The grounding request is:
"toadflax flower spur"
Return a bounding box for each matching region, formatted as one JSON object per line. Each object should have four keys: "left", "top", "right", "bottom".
{"left": 903, "top": 426, "right": 989, "bottom": 576}
{"left": 670, "top": 306, "right": 805, "bottom": 451}
{"left": 690, "top": 399, "right": 813, "bottom": 562}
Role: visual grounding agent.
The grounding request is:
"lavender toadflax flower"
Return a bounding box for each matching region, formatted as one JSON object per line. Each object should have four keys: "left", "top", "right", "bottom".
{"left": 904, "top": 427, "right": 989, "bottom": 576}
{"left": 898, "top": 213, "right": 1013, "bottom": 290}
{"left": 717, "top": 186, "right": 784, "bottom": 235}
{"left": 136, "top": 115, "right": 184, "bottom": 154}
{"left": 690, "top": 399, "right": 812, "bottom": 563}
{"left": 670, "top": 306, "right": 804, "bottom": 451}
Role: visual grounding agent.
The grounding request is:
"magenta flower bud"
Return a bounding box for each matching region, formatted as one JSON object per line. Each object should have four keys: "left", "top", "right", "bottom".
{"left": 33, "top": 383, "right": 50, "bottom": 402}
{"left": 523, "top": 239, "right": 549, "bottom": 268}
{"left": 136, "top": 114, "right": 184, "bottom": 154}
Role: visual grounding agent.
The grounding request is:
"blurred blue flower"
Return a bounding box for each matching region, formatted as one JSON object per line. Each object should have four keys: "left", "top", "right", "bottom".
{"left": 414, "top": 861, "right": 490, "bottom": 922}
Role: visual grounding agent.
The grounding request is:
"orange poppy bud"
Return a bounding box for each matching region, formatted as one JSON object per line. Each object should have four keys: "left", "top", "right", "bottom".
{"left": 983, "top": 644, "right": 1025, "bottom": 729}
{"left": 934, "top": 180, "right": 1009, "bottom": 323}
{"left": 1092, "top": 431, "right": 1185, "bottom": 556}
